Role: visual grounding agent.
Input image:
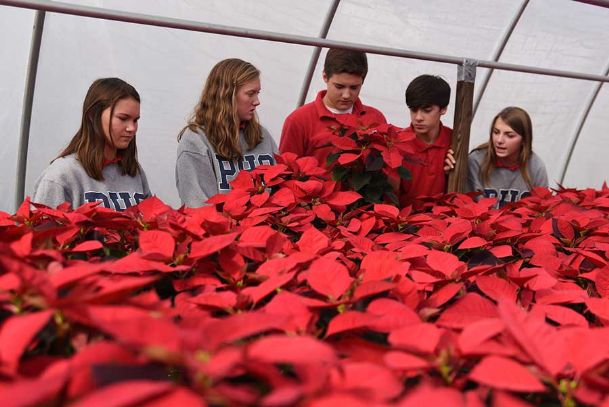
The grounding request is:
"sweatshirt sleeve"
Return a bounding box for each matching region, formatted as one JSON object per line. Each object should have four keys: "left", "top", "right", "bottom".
{"left": 467, "top": 151, "right": 484, "bottom": 193}
{"left": 176, "top": 147, "right": 218, "bottom": 208}
{"left": 140, "top": 167, "right": 152, "bottom": 197}
{"left": 32, "top": 178, "right": 71, "bottom": 209}
{"left": 270, "top": 133, "right": 278, "bottom": 156}
{"left": 531, "top": 154, "right": 549, "bottom": 188}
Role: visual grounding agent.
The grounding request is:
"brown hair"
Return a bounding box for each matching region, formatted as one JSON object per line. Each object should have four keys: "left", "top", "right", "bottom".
{"left": 58, "top": 77, "right": 141, "bottom": 180}
{"left": 405, "top": 74, "right": 451, "bottom": 109}
{"left": 179, "top": 58, "right": 262, "bottom": 160}
{"left": 323, "top": 48, "right": 368, "bottom": 80}
{"left": 477, "top": 106, "right": 534, "bottom": 188}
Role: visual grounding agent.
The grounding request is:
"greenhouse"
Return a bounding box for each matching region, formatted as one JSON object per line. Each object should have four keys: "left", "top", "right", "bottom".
{"left": 1, "top": 0, "right": 609, "bottom": 405}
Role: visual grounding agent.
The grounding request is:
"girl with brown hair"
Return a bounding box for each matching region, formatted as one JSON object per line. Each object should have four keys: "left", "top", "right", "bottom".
{"left": 467, "top": 106, "right": 548, "bottom": 207}
{"left": 33, "top": 77, "right": 151, "bottom": 210}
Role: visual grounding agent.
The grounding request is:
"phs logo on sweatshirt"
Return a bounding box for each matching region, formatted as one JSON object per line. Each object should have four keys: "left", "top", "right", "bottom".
{"left": 483, "top": 188, "right": 531, "bottom": 208}
{"left": 216, "top": 153, "right": 275, "bottom": 191}
{"left": 84, "top": 191, "right": 147, "bottom": 211}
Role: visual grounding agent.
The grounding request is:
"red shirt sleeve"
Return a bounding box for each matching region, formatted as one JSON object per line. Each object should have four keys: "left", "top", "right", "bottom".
{"left": 279, "top": 112, "right": 306, "bottom": 156}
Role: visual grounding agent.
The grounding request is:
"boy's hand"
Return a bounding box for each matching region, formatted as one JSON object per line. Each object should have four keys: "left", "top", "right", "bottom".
{"left": 444, "top": 149, "right": 456, "bottom": 172}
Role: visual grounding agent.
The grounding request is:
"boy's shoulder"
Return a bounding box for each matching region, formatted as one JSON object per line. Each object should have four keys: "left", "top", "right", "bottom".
{"left": 286, "top": 99, "right": 318, "bottom": 121}
{"left": 359, "top": 102, "right": 385, "bottom": 118}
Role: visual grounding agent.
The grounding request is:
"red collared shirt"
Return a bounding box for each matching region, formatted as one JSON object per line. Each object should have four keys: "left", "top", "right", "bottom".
{"left": 279, "top": 90, "right": 387, "bottom": 167}
{"left": 399, "top": 123, "right": 452, "bottom": 206}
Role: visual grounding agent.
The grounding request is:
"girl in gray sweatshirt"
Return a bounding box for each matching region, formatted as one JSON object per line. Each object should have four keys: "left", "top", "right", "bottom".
{"left": 176, "top": 59, "right": 277, "bottom": 208}
{"left": 467, "top": 106, "right": 548, "bottom": 208}
{"left": 33, "top": 78, "right": 151, "bottom": 211}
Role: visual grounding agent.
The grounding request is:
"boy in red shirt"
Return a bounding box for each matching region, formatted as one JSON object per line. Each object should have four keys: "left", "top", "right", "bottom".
{"left": 279, "top": 48, "right": 386, "bottom": 167}
{"left": 400, "top": 75, "right": 455, "bottom": 207}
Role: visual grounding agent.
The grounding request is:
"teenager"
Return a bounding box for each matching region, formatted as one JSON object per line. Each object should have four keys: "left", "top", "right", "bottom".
{"left": 279, "top": 48, "right": 386, "bottom": 166}
{"left": 467, "top": 106, "right": 548, "bottom": 207}
{"left": 399, "top": 74, "right": 455, "bottom": 206}
{"left": 176, "top": 58, "right": 277, "bottom": 207}
{"left": 33, "top": 78, "right": 151, "bottom": 211}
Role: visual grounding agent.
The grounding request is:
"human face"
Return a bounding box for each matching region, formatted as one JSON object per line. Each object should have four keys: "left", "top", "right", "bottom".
{"left": 236, "top": 77, "right": 261, "bottom": 122}
{"left": 492, "top": 116, "right": 523, "bottom": 162}
{"left": 322, "top": 72, "right": 363, "bottom": 111}
{"left": 409, "top": 105, "right": 446, "bottom": 143}
{"left": 101, "top": 97, "right": 140, "bottom": 160}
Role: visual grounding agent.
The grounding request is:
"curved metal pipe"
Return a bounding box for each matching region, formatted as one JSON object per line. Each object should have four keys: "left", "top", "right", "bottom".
{"left": 472, "top": 0, "right": 529, "bottom": 118}
{"left": 558, "top": 60, "right": 609, "bottom": 185}
{"left": 296, "top": 0, "right": 340, "bottom": 107}
{"left": 14, "top": 9, "right": 45, "bottom": 211}
{"left": 1, "top": 0, "right": 609, "bottom": 83}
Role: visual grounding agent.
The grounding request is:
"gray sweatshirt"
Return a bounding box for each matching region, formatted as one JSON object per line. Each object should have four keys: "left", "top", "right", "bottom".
{"left": 32, "top": 154, "right": 151, "bottom": 211}
{"left": 175, "top": 126, "right": 277, "bottom": 207}
{"left": 467, "top": 149, "right": 548, "bottom": 207}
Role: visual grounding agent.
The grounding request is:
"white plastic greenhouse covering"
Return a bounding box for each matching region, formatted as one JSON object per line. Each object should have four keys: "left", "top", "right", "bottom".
{"left": 2, "top": 0, "right": 609, "bottom": 213}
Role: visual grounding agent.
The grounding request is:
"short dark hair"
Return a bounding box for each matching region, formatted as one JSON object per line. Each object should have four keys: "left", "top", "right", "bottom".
{"left": 323, "top": 48, "right": 368, "bottom": 80}
{"left": 405, "top": 74, "right": 451, "bottom": 109}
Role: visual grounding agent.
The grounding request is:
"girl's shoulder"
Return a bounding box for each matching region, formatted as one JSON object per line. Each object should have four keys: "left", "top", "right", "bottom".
{"left": 529, "top": 151, "right": 544, "bottom": 163}
{"left": 259, "top": 125, "right": 274, "bottom": 142}
{"left": 178, "top": 127, "right": 211, "bottom": 152}
{"left": 528, "top": 151, "right": 547, "bottom": 170}
{"left": 43, "top": 154, "right": 82, "bottom": 176}
{"left": 468, "top": 147, "right": 487, "bottom": 161}
{"left": 259, "top": 124, "right": 271, "bottom": 137}
{"left": 36, "top": 153, "right": 89, "bottom": 188}
{"left": 256, "top": 125, "right": 278, "bottom": 152}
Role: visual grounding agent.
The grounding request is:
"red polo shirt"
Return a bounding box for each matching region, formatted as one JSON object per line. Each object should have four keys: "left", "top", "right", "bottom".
{"left": 279, "top": 90, "right": 387, "bottom": 167}
{"left": 399, "top": 123, "right": 452, "bottom": 206}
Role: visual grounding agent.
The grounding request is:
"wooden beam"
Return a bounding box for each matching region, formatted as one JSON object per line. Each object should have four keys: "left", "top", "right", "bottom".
{"left": 447, "top": 60, "right": 476, "bottom": 193}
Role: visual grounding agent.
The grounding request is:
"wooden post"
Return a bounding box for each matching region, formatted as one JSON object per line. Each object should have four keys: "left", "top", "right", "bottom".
{"left": 447, "top": 59, "right": 477, "bottom": 193}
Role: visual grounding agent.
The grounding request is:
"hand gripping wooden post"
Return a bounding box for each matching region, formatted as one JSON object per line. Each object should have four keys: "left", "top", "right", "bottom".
{"left": 447, "top": 59, "right": 477, "bottom": 193}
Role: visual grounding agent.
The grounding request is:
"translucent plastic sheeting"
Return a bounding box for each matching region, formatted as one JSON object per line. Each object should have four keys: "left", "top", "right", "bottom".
{"left": 563, "top": 85, "right": 609, "bottom": 188}
{"left": 308, "top": 0, "right": 523, "bottom": 128}
{"left": 23, "top": 0, "right": 330, "bottom": 209}
{"left": 0, "top": 7, "right": 34, "bottom": 212}
{"left": 471, "top": 72, "right": 598, "bottom": 188}
{"left": 471, "top": 0, "right": 609, "bottom": 189}
{"left": 322, "top": 0, "right": 609, "bottom": 189}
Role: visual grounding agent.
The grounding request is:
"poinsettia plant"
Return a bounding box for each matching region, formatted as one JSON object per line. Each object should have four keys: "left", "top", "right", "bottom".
{"left": 2, "top": 164, "right": 609, "bottom": 405}
{"left": 325, "top": 116, "right": 417, "bottom": 205}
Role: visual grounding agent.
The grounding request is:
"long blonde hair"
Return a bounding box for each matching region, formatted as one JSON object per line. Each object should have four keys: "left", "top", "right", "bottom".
{"left": 477, "top": 106, "right": 534, "bottom": 189}
{"left": 179, "top": 58, "right": 262, "bottom": 160}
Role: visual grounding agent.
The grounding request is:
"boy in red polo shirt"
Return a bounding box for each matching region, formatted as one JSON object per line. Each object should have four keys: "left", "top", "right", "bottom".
{"left": 279, "top": 48, "right": 386, "bottom": 167}
{"left": 400, "top": 75, "right": 455, "bottom": 207}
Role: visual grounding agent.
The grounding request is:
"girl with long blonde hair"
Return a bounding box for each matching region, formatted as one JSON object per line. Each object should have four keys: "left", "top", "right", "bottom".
{"left": 176, "top": 58, "right": 277, "bottom": 207}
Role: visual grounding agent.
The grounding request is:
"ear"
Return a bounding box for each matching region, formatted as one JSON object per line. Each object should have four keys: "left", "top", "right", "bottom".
{"left": 322, "top": 71, "right": 329, "bottom": 84}
{"left": 440, "top": 106, "right": 447, "bottom": 116}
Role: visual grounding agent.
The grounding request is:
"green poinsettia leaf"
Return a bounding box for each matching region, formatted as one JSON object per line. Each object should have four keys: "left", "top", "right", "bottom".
{"left": 332, "top": 165, "right": 350, "bottom": 182}
{"left": 385, "top": 191, "right": 399, "bottom": 206}
{"left": 365, "top": 154, "right": 384, "bottom": 172}
{"left": 327, "top": 153, "right": 340, "bottom": 166}
{"left": 397, "top": 165, "right": 411, "bottom": 180}
{"left": 350, "top": 172, "right": 372, "bottom": 191}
